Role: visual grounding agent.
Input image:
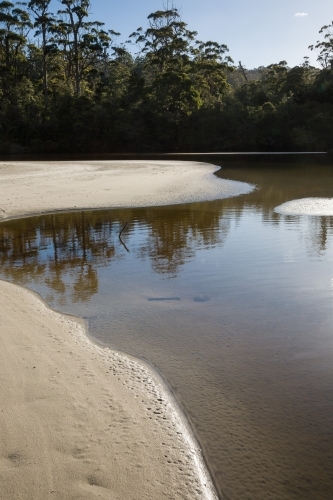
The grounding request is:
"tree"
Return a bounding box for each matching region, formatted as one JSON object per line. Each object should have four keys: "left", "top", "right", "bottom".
{"left": 309, "top": 21, "right": 333, "bottom": 69}
{"left": 191, "top": 39, "right": 233, "bottom": 107}
{"left": 28, "top": 0, "right": 56, "bottom": 107}
{"left": 0, "top": 1, "right": 31, "bottom": 93}
{"left": 129, "top": 6, "right": 232, "bottom": 135}
{"left": 56, "top": 0, "right": 114, "bottom": 96}
{"left": 129, "top": 8, "right": 197, "bottom": 73}
{"left": 58, "top": 0, "right": 89, "bottom": 95}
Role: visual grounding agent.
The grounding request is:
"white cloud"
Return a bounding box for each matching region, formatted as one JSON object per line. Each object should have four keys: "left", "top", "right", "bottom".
{"left": 295, "top": 12, "right": 308, "bottom": 17}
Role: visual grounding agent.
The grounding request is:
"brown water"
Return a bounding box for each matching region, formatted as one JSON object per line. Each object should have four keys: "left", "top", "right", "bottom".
{"left": 1, "top": 159, "right": 333, "bottom": 500}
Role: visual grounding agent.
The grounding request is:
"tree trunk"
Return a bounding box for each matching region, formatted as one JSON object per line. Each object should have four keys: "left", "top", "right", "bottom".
{"left": 42, "top": 28, "right": 48, "bottom": 108}
{"left": 68, "top": 9, "right": 80, "bottom": 96}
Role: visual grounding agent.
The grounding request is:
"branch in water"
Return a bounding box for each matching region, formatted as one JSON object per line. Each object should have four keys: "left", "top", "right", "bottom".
{"left": 119, "top": 221, "right": 130, "bottom": 252}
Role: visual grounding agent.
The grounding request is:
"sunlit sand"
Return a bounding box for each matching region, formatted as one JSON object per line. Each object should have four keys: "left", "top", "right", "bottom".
{"left": 275, "top": 197, "right": 333, "bottom": 216}
{"left": 0, "top": 160, "right": 253, "bottom": 221}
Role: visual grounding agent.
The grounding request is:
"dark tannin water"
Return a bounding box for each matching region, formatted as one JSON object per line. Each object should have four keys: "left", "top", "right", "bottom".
{"left": 1, "top": 159, "right": 333, "bottom": 500}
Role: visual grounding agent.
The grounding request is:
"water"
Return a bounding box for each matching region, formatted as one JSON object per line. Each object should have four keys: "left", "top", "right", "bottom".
{"left": 1, "top": 159, "right": 333, "bottom": 499}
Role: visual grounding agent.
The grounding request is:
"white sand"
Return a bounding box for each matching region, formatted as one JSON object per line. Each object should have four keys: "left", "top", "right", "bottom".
{"left": 274, "top": 197, "right": 333, "bottom": 216}
{"left": 0, "top": 280, "right": 218, "bottom": 499}
{"left": 0, "top": 160, "right": 253, "bottom": 220}
{"left": 0, "top": 161, "right": 253, "bottom": 499}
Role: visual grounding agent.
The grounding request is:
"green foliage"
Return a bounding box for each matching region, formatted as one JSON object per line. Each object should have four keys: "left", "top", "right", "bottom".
{"left": 309, "top": 21, "right": 333, "bottom": 68}
{"left": 0, "top": 2, "right": 332, "bottom": 153}
{"left": 129, "top": 8, "right": 197, "bottom": 72}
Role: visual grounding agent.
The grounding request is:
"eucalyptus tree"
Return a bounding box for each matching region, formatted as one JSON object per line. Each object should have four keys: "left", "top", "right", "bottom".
{"left": 78, "top": 26, "right": 117, "bottom": 89}
{"left": 28, "top": 0, "right": 56, "bottom": 107}
{"left": 129, "top": 5, "right": 233, "bottom": 150}
{"left": 192, "top": 39, "right": 233, "bottom": 107}
{"left": 0, "top": 1, "right": 31, "bottom": 84}
{"left": 129, "top": 8, "right": 203, "bottom": 121}
{"left": 130, "top": 8, "right": 197, "bottom": 73}
{"left": 57, "top": 0, "right": 90, "bottom": 95}
{"left": 309, "top": 21, "right": 333, "bottom": 69}
{"left": 57, "top": 0, "right": 113, "bottom": 95}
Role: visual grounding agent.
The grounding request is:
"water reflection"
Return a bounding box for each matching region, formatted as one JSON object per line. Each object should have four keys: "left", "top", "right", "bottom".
{"left": 0, "top": 212, "right": 116, "bottom": 303}
{"left": 2, "top": 192, "right": 333, "bottom": 298}
{"left": 1, "top": 161, "right": 333, "bottom": 500}
{"left": 0, "top": 202, "right": 231, "bottom": 298}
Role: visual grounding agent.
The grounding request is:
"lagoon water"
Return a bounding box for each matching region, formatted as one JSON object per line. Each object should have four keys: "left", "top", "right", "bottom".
{"left": 1, "top": 158, "right": 333, "bottom": 499}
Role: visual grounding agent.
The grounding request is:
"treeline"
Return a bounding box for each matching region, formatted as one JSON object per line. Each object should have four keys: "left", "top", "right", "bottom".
{"left": 0, "top": 0, "right": 332, "bottom": 154}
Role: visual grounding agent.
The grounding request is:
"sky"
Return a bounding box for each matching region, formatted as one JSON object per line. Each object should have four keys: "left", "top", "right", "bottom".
{"left": 50, "top": 0, "right": 332, "bottom": 69}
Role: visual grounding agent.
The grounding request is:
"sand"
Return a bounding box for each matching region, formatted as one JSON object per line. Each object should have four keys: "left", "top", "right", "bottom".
{"left": 0, "top": 280, "right": 218, "bottom": 499}
{"left": 0, "top": 161, "right": 253, "bottom": 499}
{"left": 274, "top": 197, "right": 333, "bottom": 216}
{"left": 0, "top": 160, "right": 252, "bottom": 220}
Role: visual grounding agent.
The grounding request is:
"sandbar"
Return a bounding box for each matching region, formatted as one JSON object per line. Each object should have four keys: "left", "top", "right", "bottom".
{"left": 274, "top": 197, "right": 333, "bottom": 216}
{"left": 0, "top": 161, "right": 253, "bottom": 499}
{"left": 0, "top": 160, "right": 253, "bottom": 220}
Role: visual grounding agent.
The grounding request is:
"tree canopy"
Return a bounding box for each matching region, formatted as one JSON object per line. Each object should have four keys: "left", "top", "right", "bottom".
{"left": 0, "top": 2, "right": 332, "bottom": 154}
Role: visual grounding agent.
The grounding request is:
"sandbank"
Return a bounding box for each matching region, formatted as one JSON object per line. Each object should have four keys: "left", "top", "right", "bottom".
{"left": 274, "top": 197, "right": 333, "bottom": 216}
{"left": 0, "top": 161, "right": 253, "bottom": 499}
{"left": 0, "top": 160, "right": 253, "bottom": 220}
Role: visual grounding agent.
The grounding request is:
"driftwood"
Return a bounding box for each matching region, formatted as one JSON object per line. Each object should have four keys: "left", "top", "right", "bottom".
{"left": 119, "top": 221, "right": 130, "bottom": 252}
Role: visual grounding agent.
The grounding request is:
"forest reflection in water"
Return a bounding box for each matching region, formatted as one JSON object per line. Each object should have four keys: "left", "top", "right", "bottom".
{"left": 1, "top": 160, "right": 333, "bottom": 500}
{"left": 0, "top": 201, "right": 228, "bottom": 302}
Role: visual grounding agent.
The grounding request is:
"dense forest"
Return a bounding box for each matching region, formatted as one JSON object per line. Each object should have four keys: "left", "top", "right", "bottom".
{"left": 0, "top": 0, "right": 332, "bottom": 154}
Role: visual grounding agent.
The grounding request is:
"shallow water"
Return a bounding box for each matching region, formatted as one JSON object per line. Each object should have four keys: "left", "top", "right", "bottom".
{"left": 1, "top": 159, "right": 333, "bottom": 499}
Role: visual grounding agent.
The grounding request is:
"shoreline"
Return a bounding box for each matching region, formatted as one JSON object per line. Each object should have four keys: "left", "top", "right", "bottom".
{"left": 0, "top": 160, "right": 253, "bottom": 222}
{"left": 0, "top": 161, "right": 253, "bottom": 499}
{"left": 0, "top": 279, "right": 218, "bottom": 499}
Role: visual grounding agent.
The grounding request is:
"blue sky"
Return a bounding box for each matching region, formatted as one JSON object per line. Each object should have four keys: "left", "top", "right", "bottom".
{"left": 50, "top": 0, "right": 332, "bottom": 69}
